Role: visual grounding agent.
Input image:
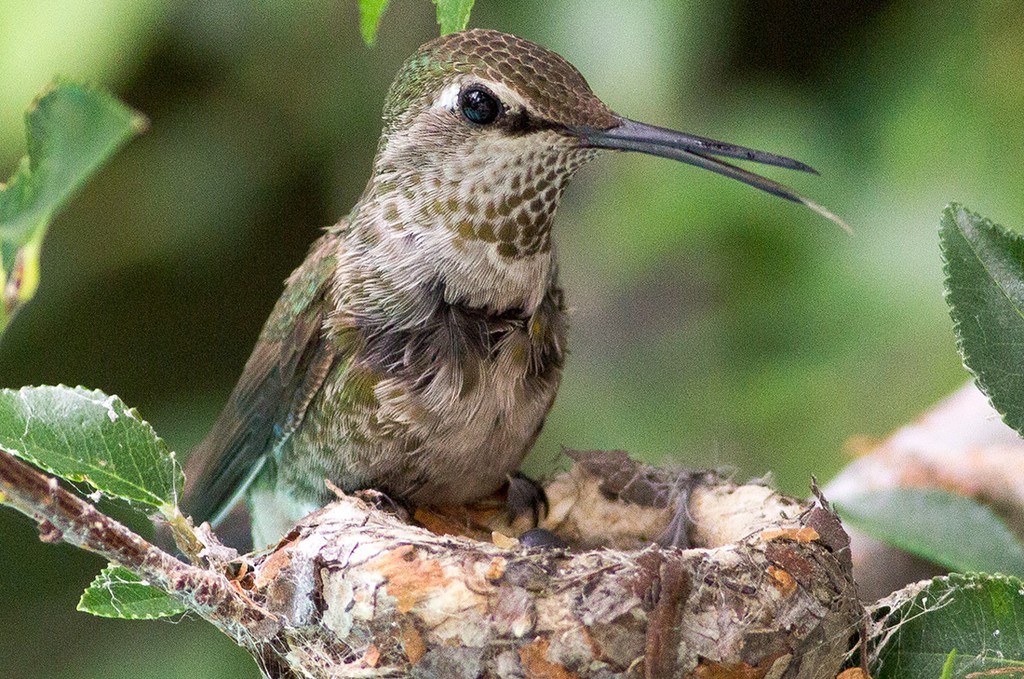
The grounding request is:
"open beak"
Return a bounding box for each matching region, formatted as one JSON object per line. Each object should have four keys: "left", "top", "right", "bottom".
{"left": 569, "top": 116, "right": 848, "bottom": 231}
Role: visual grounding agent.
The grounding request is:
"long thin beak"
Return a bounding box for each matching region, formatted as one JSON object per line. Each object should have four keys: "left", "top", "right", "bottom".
{"left": 570, "top": 116, "right": 848, "bottom": 231}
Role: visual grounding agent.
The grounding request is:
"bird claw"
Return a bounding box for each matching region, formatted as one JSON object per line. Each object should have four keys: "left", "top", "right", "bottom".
{"left": 518, "top": 527, "right": 567, "bottom": 549}
{"left": 506, "top": 472, "right": 549, "bottom": 528}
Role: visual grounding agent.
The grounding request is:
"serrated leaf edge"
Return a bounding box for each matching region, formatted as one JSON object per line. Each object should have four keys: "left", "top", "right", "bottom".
{"left": 0, "top": 385, "right": 184, "bottom": 511}
{"left": 77, "top": 565, "right": 186, "bottom": 620}
{"left": 940, "top": 202, "right": 1024, "bottom": 436}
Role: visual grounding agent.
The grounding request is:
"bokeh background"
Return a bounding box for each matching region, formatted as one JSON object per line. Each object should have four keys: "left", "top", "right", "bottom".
{"left": 1, "top": 0, "right": 1019, "bottom": 676}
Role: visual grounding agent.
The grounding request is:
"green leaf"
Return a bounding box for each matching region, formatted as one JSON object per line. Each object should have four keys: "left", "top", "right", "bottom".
{"left": 78, "top": 565, "right": 186, "bottom": 620}
{"left": 358, "top": 0, "right": 391, "bottom": 46}
{"left": 836, "top": 487, "right": 1024, "bottom": 577}
{"left": 356, "top": 0, "right": 473, "bottom": 45}
{"left": 941, "top": 203, "right": 1024, "bottom": 434}
{"left": 0, "top": 386, "right": 183, "bottom": 511}
{"left": 870, "top": 573, "right": 1024, "bottom": 679}
{"left": 432, "top": 0, "right": 474, "bottom": 34}
{"left": 0, "top": 81, "right": 145, "bottom": 336}
{"left": 938, "top": 650, "right": 957, "bottom": 679}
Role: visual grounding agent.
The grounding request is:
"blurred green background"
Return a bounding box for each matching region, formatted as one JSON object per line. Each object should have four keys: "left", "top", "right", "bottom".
{"left": 1, "top": 0, "right": 1017, "bottom": 676}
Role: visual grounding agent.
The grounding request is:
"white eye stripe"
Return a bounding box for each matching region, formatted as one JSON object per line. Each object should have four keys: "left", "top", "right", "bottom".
{"left": 431, "top": 80, "right": 528, "bottom": 115}
{"left": 433, "top": 83, "right": 462, "bottom": 111}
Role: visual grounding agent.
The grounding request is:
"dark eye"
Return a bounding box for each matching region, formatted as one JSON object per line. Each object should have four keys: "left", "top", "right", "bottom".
{"left": 459, "top": 86, "right": 501, "bottom": 125}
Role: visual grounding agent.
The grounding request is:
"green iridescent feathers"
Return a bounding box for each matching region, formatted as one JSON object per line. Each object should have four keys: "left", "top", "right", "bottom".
{"left": 181, "top": 235, "right": 344, "bottom": 527}
{"left": 381, "top": 30, "right": 614, "bottom": 136}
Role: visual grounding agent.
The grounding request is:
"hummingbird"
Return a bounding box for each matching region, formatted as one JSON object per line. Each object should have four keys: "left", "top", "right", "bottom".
{"left": 182, "top": 28, "right": 840, "bottom": 550}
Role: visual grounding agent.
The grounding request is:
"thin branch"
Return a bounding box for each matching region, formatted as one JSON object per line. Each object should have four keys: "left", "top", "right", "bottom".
{"left": 0, "top": 448, "right": 277, "bottom": 643}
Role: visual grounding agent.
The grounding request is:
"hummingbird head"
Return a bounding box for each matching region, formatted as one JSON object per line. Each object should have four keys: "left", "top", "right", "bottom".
{"left": 369, "top": 29, "right": 617, "bottom": 265}
{"left": 358, "top": 29, "right": 838, "bottom": 313}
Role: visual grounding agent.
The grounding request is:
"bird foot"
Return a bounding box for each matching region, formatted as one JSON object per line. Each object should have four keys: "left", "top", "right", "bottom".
{"left": 506, "top": 472, "right": 549, "bottom": 529}
{"left": 518, "top": 527, "right": 567, "bottom": 549}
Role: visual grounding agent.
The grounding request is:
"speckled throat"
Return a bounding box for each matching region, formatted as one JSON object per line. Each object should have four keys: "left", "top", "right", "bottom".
{"left": 347, "top": 132, "right": 600, "bottom": 316}
{"left": 368, "top": 137, "right": 597, "bottom": 260}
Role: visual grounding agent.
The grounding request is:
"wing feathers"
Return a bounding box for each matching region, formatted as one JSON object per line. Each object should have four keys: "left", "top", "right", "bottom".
{"left": 181, "top": 236, "right": 339, "bottom": 527}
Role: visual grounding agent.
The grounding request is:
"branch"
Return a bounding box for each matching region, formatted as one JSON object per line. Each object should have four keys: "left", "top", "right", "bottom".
{"left": 826, "top": 382, "right": 1024, "bottom": 599}
{"left": 0, "top": 448, "right": 278, "bottom": 645}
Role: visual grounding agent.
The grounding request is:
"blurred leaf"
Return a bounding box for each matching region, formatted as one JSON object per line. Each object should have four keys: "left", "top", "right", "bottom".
{"left": 0, "top": 81, "right": 145, "bottom": 336}
{"left": 941, "top": 203, "right": 1024, "bottom": 435}
{"left": 358, "top": 0, "right": 391, "bottom": 46}
{"left": 0, "top": 386, "right": 183, "bottom": 512}
{"left": 358, "top": 0, "right": 473, "bottom": 44}
{"left": 78, "top": 565, "right": 185, "bottom": 620}
{"left": 837, "top": 487, "right": 1024, "bottom": 577}
{"left": 938, "top": 650, "right": 957, "bottom": 679}
{"left": 432, "top": 0, "right": 474, "bottom": 34}
{"left": 869, "top": 573, "right": 1024, "bottom": 678}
